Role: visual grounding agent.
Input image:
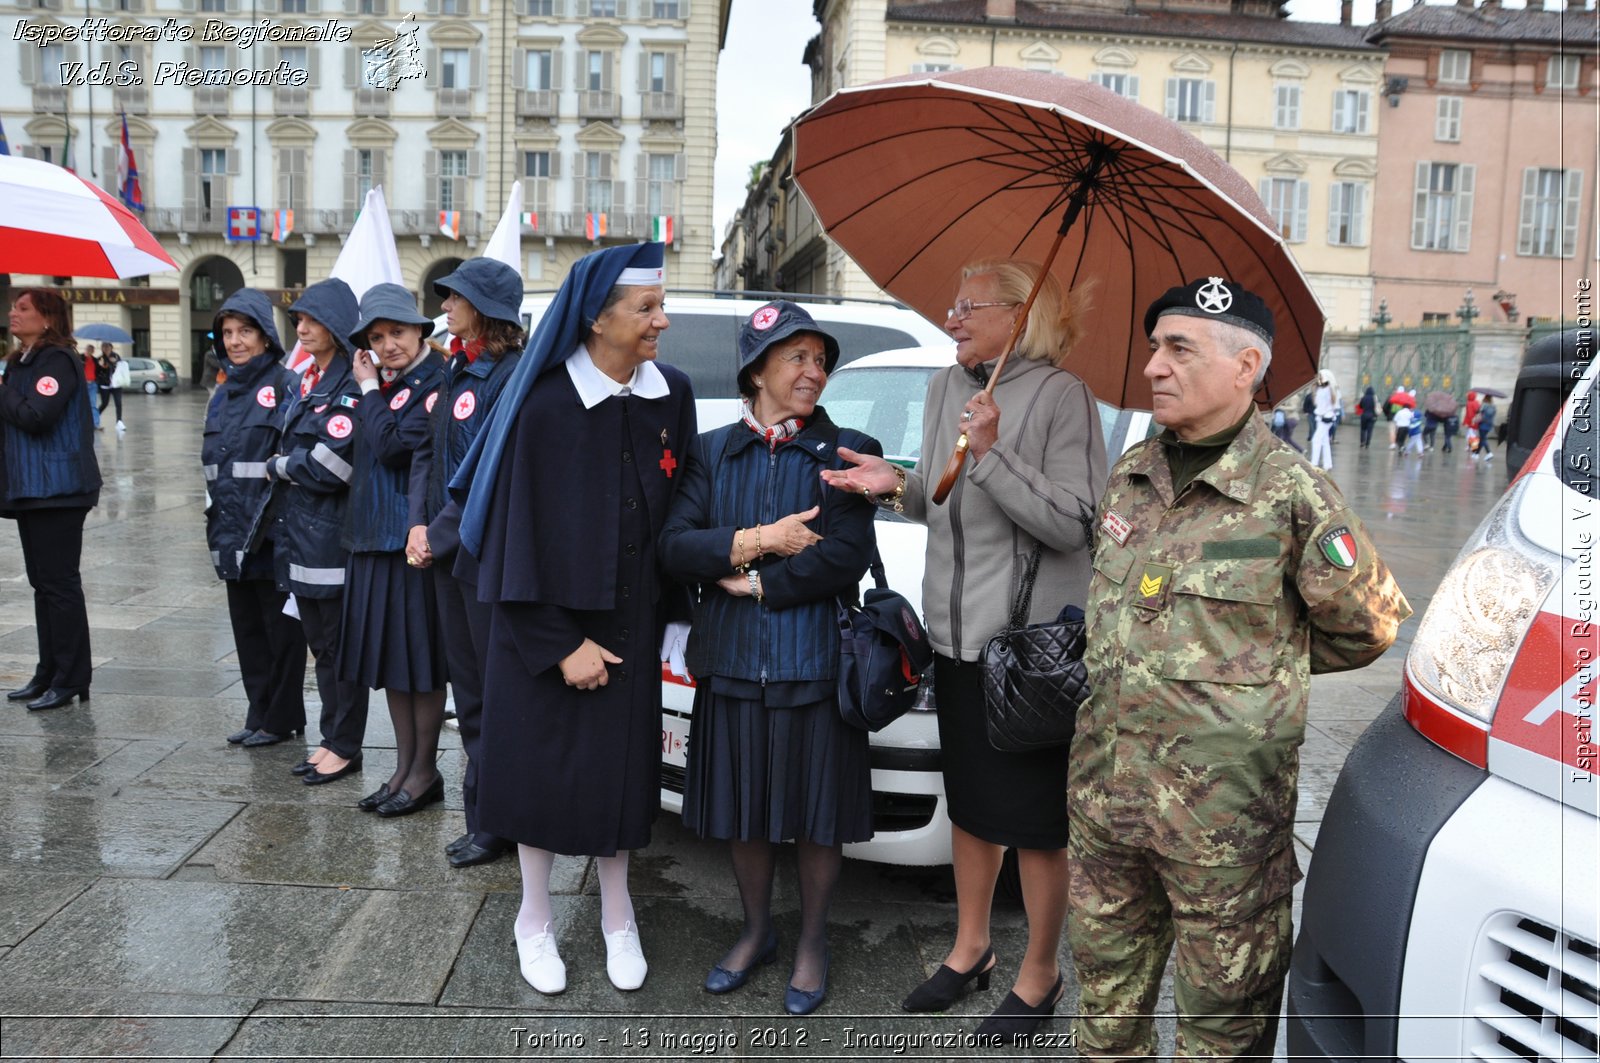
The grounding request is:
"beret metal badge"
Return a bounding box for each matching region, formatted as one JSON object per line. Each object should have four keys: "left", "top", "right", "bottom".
{"left": 1196, "top": 277, "right": 1233, "bottom": 314}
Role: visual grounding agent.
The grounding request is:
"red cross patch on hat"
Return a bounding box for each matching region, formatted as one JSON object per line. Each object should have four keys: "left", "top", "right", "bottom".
{"left": 453, "top": 392, "right": 476, "bottom": 421}
{"left": 751, "top": 306, "right": 780, "bottom": 331}
{"left": 256, "top": 386, "right": 277, "bottom": 409}
{"left": 326, "top": 414, "right": 353, "bottom": 440}
{"left": 34, "top": 376, "right": 59, "bottom": 397}
{"left": 389, "top": 387, "right": 411, "bottom": 411}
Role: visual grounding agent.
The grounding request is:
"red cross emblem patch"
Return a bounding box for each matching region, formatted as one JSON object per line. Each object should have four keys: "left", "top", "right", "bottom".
{"left": 34, "top": 376, "right": 59, "bottom": 397}
{"left": 425, "top": 392, "right": 438, "bottom": 414}
{"left": 453, "top": 392, "right": 476, "bottom": 421}
{"left": 326, "top": 414, "right": 353, "bottom": 440}
{"left": 256, "top": 386, "right": 277, "bottom": 409}
{"left": 389, "top": 387, "right": 411, "bottom": 411}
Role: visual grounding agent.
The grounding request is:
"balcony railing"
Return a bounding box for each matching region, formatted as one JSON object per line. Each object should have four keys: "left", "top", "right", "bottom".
{"left": 112, "top": 86, "right": 148, "bottom": 115}
{"left": 435, "top": 88, "right": 474, "bottom": 117}
{"left": 641, "top": 91, "right": 682, "bottom": 120}
{"left": 577, "top": 89, "right": 619, "bottom": 121}
{"left": 517, "top": 89, "right": 558, "bottom": 119}
{"left": 274, "top": 86, "right": 309, "bottom": 116}
{"left": 353, "top": 87, "right": 390, "bottom": 117}
{"left": 195, "top": 86, "right": 230, "bottom": 115}
{"left": 33, "top": 86, "right": 66, "bottom": 114}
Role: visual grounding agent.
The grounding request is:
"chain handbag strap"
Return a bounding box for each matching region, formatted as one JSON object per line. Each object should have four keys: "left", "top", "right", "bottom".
{"left": 1006, "top": 542, "right": 1045, "bottom": 634}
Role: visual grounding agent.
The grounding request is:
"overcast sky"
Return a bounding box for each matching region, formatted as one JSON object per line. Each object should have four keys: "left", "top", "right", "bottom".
{"left": 711, "top": 0, "right": 1553, "bottom": 238}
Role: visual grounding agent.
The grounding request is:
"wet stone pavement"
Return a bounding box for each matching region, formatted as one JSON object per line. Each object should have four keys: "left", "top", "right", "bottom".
{"left": 0, "top": 392, "right": 1509, "bottom": 1061}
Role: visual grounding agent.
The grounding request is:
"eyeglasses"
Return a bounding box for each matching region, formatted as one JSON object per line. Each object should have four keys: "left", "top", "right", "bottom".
{"left": 946, "top": 299, "right": 1019, "bottom": 321}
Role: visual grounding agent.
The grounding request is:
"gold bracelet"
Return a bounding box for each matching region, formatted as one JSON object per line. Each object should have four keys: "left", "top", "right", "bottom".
{"left": 735, "top": 528, "right": 747, "bottom": 572}
{"left": 873, "top": 466, "right": 907, "bottom": 513}
{"left": 754, "top": 525, "right": 762, "bottom": 558}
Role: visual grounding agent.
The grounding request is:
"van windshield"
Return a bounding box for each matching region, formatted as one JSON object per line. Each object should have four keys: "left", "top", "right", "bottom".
{"left": 657, "top": 315, "right": 929, "bottom": 399}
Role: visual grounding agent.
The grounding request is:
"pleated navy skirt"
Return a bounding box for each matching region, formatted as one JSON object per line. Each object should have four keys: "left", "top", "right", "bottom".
{"left": 337, "top": 550, "right": 447, "bottom": 693}
{"left": 682, "top": 687, "right": 873, "bottom": 847}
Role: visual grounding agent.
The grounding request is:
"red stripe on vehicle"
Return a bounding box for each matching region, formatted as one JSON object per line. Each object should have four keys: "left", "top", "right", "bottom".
{"left": 1404, "top": 671, "right": 1489, "bottom": 768}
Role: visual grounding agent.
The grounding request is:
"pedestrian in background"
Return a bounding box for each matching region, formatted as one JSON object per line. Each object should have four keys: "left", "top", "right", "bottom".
{"left": 406, "top": 258, "right": 526, "bottom": 869}
{"left": 661, "top": 303, "right": 879, "bottom": 1016}
{"left": 81, "top": 344, "right": 101, "bottom": 430}
{"left": 204, "top": 290, "right": 307, "bottom": 749}
{"left": 1067, "top": 277, "right": 1410, "bottom": 1059}
{"left": 1391, "top": 403, "right": 1414, "bottom": 450}
{"left": 342, "top": 285, "right": 450, "bottom": 818}
{"left": 97, "top": 341, "right": 126, "bottom": 433}
{"left": 1356, "top": 386, "right": 1377, "bottom": 448}
{"left": 0, "top": 289, "right": 102, "bottom": 712}
{"left": 266, "top": 278, "right": 369, "bottom": 787}
{"left": 824, "top": 259, "right": 1106, "bottom": 1039}
{"left": 1473, "top": 396, "right": 1497, "bottom": 461}
{"left": 1308, "top": 370, "right": 1338, "bottom": 472}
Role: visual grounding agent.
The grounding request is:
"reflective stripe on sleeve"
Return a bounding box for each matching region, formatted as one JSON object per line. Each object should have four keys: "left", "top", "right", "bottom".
{"left": 203, "top": 464, "right": 219, "bottom": 481}
{"left": 231, "top": 461, "right": 269, "bottom": 479}
{"left": 311, "top": 442, "right": 354, "bottom": 483}
{"left": 288, "top": 563, "right": 345, "bottom": 586}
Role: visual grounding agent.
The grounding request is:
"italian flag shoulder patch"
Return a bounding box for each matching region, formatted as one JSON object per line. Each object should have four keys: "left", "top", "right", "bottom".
{"left": 1318, "top": 526, "right": 1358, "bottom": 569}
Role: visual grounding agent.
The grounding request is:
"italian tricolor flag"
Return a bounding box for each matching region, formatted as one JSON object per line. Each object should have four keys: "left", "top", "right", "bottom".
{"left": 521, "top": 211, "right": 538, "bottom": 230}
{"left": 1320, "top": 528, "right": 1358, "bottom": 568}
{"left": 651, "top": 215, "right": 674, "bottom": 243}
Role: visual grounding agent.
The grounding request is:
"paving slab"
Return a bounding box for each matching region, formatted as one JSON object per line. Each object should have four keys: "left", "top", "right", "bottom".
{"left": 0, "top": 790, "right": 239, "bottom": 878}
{"left": 0, "top": 989, "right": 255, "bottom": 1060}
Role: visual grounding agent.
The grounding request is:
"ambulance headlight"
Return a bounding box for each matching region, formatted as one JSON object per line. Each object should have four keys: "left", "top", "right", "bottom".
{"left": 1409, "top": 479, "right": 1563, "bottom": 723}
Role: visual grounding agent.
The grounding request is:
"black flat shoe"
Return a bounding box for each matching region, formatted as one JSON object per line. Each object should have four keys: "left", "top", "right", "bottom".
{"left": 302, "top": 755, "right": 363, "bottom": 786}
{"left": 375, "top": 775, "right": 444, "bottom": 817}
{"left": 226, "top": 728, "right": 255, "bottom": 744}
{"left": 902, "top": 946, "right": 996, "bottom": 1012}
{"left": 784, "top": 953, "right": 830, "bottom": 1016}
{"left": 241, "top": 729, "right": 296, "bottom": 748}
{"left": 27, "top": 687, "right": 89, "bottom": 712}
{"left": 973, "top": 973, "right": 1065, "bottom": 1041}
{"left": 290, "top": 758, "right": 318, "bottom": 776}
{"left": 7, "top": 680, "right": 48, "bottom": 702}
{"left": 448, "top": 834, "right": 511, "bottom": 868}
{"left": 704, "top": 931, "right": 779, "bottom": 994}
{"left": 357, "top": 784, "right": 392, "bottom": 811}
{"left": 445, "top": 832, "right": 473, "bottom": 856}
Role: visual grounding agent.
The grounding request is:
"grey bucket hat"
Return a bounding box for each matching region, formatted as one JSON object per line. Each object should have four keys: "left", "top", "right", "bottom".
{"left": 432, "top": 258, "right": 523, "bottom": 328}
{"left": 349, "top": 283, "right": 435, "bottom": 349}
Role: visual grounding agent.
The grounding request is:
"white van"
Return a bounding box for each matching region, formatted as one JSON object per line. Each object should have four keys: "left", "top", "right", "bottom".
{"left": 1286, "top": 334, "right": 1598, "bottom": 1059}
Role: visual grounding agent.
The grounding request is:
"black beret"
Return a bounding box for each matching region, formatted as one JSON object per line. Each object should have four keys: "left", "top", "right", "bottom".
{"left": 1144, "top": 277, "right": 1275, "bottom": 346}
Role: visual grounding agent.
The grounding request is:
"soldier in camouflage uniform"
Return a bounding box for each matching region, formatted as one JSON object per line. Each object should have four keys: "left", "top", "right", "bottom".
{"left": 1066, "top": 277, "right": 1410, "bottom": 1060}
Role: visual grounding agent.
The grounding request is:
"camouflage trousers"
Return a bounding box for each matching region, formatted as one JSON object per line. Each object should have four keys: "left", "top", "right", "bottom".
{"left": 1067, "top": 808, "right": 1299, "bottom": 1061}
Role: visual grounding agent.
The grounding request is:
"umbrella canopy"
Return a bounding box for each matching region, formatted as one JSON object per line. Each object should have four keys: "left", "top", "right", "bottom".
{"left": 1470, "top": 387, "right": 1508, "bottom": 399}
{"left": 74, "top": 322, "right": 134, "bottom": 344}
{"left": 1388, "top": 390, "right": 1417, "bottom": 408}
{"left": 1425, "top": 390, "right": 1457, "bottom": 417}
{"left": 0, "top": 154, "right": 176, "bottom": 280}
{"left": 792, "top": 67, "right": 1325, "bottom": 410}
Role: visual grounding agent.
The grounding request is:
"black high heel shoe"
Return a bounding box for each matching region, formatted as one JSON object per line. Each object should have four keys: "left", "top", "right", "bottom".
{"left": 703, "top": 931, "right": 779, "bottom": 994}
{"left": 375, "top": 774, "right": 444, "bottom": 817}
{"left": 974, "top": 973, "right": 1065, "bottom": 1041}
{"left": 901, "top": 946, "right": 996, "bottom": 1012}
{"left": 356, "top": 784, "right": 391, "bottom": 811}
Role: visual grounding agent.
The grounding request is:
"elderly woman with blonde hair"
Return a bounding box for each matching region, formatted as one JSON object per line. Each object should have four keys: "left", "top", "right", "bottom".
{"left": 824, "top": 258, "right": 1106, "bottom": 1038}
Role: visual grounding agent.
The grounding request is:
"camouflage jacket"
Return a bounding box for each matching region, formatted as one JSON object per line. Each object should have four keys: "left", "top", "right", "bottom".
{"left": 1068, "top": 412, "right": 1411, "bottom": 866}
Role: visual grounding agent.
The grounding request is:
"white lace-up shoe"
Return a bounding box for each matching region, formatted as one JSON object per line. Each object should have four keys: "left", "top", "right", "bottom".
{"left": 604, "top": 921, "right": 648, "bottom": 991}
{"left": 515, "top": 922, "right": 566, "bottom": 995}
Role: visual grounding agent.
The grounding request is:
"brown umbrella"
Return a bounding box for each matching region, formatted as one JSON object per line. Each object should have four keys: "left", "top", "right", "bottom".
{"left": 1425, "top": 390, "right": 1458, "bottom": 417}
{"left": 793, "top": 68, "right": 1324, "bottom": 498}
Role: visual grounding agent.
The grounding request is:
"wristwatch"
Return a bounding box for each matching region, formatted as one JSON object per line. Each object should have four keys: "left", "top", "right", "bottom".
{"left": 747, "top": 568, "right": 763, "bottom": 601}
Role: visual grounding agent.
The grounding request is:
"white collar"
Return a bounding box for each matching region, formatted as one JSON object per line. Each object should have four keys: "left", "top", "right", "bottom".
{"left": 565, "top": 344, "right": 669, "bottom": 410}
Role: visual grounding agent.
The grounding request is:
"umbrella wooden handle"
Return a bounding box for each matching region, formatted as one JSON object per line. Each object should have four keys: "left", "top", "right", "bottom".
{"left": 930, "top": 433, "right": 970, "bottom": 505}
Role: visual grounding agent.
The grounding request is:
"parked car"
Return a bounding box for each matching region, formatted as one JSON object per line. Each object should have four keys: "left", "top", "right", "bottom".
{"left": 1286, "top": 339, "right": 1598, "bottom": 1059}
{"left": 123, "top": 357, "right": 177, "bottom": 393}
{"left": 660, "top": 344, "right": 1157, "bottom": 866}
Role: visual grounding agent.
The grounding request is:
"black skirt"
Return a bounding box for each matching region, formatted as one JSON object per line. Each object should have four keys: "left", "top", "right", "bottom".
{"left": 683, "top": 685, "right": 873, "bottom": 847}
{"left": 934, "top": 654, "right": 1070, "bottom": 850}
{"left": 337, "top": 550, "right": 447, "bottom": 692}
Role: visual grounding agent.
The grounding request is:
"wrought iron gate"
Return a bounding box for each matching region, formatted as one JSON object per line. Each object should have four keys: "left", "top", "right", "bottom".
{"left": 1357, "top": 325, "right": 1475, "bottom": 401}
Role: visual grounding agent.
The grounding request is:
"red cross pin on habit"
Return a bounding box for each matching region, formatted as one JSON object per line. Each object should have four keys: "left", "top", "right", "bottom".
{"left": 659, "top": 449, "right": 677, "bottom": 478}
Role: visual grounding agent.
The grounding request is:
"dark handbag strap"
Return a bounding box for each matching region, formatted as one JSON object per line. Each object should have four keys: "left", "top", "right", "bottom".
{"left": 1006, "top": 543, "right": 1044, "bottom": 633}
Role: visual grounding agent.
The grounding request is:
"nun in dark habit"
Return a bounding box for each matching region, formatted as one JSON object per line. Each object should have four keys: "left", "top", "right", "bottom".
{"left": 450, "top": 242, "right": 696, "bottom": 996}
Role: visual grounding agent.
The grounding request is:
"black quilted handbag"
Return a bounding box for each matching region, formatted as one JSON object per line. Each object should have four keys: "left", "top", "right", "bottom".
{"left": 981, "top": 545, "right": 1091, "bottom": 753}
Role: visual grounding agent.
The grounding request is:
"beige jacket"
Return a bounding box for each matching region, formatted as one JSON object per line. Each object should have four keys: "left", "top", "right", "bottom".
{"left": 903, "top": 356, "right": 1107, "bottom": 660}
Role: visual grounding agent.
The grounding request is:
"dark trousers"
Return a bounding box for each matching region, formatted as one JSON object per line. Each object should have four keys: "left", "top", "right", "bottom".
{"left": 435, "top": 566, "right": 493, "bottom": 834}
{"left": 225, "top": 579, "right": 308, "bottom": 735}
{"left": 98, "top": 387, "right": 123, "bottom": 419}
{"left": 1359, "top": 414, "right": 1376, "bottom": 447}
{"left": 15, "top": 506, "right": 92, "bottom": 690}
{"left": 299, "top": 593, "right": 369, "bottom": 759}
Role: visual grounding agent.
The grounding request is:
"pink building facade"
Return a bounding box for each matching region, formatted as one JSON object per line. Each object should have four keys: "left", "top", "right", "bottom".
{"left": 1367, "top": 2, "right": 1598, "bottom": 328}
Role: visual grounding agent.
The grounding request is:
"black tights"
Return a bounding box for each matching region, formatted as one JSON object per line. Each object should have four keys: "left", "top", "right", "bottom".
{"left": 721, "top": 838, "right": 842, "bottom": 993}
{"left": 384, "top": 689, "right": 447, "bottom": 796}
{"left": 98, "top": 387, "right": 123, "bottom": 418}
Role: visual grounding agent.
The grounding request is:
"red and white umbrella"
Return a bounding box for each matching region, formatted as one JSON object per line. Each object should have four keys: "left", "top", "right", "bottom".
{"left": 0, "top": 154, "right": 176, "bottom": 279}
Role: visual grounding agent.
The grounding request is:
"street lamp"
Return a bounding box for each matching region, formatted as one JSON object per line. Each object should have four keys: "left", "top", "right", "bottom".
{"left": 1456, "top": 288, "right": 1479, "bottom": 327}
{"left": 1372, "top": 298, "right": 1391, "bottom": 330}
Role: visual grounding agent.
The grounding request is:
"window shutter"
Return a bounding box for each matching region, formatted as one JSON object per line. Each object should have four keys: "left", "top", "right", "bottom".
{"left": 1332, "top": 90, "right": 1346, "bottom": 132}
{"left": 308, "top": 0, "right": 322, "bottom": 13}
{"left": 1294, "top": 180, "right": 1309, "bottom": 243}
{"left": 638, "top": 51, "right": 647, "bottom": 92}
{"left": 102, "top": 146, "right": 117, "bottom": 194}
{"left": 635, "top": 154, "right": 648, "bottom": 214}
{"left": 551, "top": 50, "right": 563, "bottom": 91}
{"left": 1203, "top": 81, "right": 1216, "bottom": 122}
{"left": 1327, "top": 183, "right": 1342, "bottom": 245}
{"left": 185, "top": 44, "right": 196, "bottom": 71}
{"left": 1454, "top": 163, "right": 1475, "bottom": 252}
{"left": 550, "top": 150, "right": 562, "bottom": 179}
{"left": 1356, "top": 91, "right": 1370, "bottom": 133}
{"left": 513, "top": 50, "right": 527, "bottom": 89}
{"left": 261, "top": 0, "right": 277, "bottom": 10}
{"left": 1518, "top": 167, "right": 1539, "bottom": 254}
{"left": 665, "top": 52, "right": 677, "bottom": 93}
{"left": 182, "top": 147, "right": 197, "bottom": 217}
{"left": 468, "top": 150, "right": 482, "bottom": 179}
{"left": 1412, "top": 161, "right": 1430, "bottom": 249}
{"left": 425, "top": 48, "right": 437, "bottom": 89}
{"left": 1352, "top": 184, "right": 1367, "bottom": 247}
{"left": 674, "top": 152, "right": 686, "bottom": 183}
{"left": 1126, "top": 75, "right": 1139, "bottom": 100}
{"left": 426, "top": 0, "right": 440, "bottom": 13}
{"left": 18, "top": 42, "right": 34, "bottom": 84}
{"left": 1258, "top": 177, "right": 1270, "bottom": 205}
{"left": 603, "top": 51, "right": 614, "bottom": 92}
{"left": 472, "top": 48, "right": 484, "bottom": 91}
{"left": 343, "top": 148, "right": 358, "bottom": 211}
{"left": 1164, "top": 78, "right": 1178, "bottom": 119}
{"left": 344, "top": 48, "right": 358, "bottom": 88}
{"left": 1563, "top": 170, "right": 1583, "bottom": 258}
{"left": 306, "top": 49, "right": 320, "bottom": 88}
{"left": 372, "top": 148, "right": 387, "bottom": 194}
{"left": 424, "top": 150, "right": 439, "bottom": 215}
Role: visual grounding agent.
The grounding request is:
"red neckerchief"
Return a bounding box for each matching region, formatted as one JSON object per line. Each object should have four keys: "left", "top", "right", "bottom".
{"left": 450, "top": 335, "right": 485, "bottom": 365}
{"left": 740, "top": 399, "right": 805, "bottom": 452}
{"left": 299, "top": 363, "right": 322, "bottom": 398}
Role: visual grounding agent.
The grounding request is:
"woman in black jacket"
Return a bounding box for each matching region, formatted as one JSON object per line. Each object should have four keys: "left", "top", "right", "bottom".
{"left": 0, "top": 288, "right": 103, "bottom": 711}
{"left": 204, "top": 289, "right": 307, "bottom": 747}
{"left": 341, "top": 284, "right": 449, "bottom": 817}
{"left": 658, "top": 302, "right": 880, "bottom": 1016}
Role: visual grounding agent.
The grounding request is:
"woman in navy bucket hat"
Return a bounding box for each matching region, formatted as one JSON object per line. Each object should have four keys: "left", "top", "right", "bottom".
{"left": 406, "top": 257, "right": 526, "bottom": 868}
{"left": 660, "top": 300, "right": 877, "bottom": 1015}
{"left": 339, "top": 284, "right": 450, "bottom": 817}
